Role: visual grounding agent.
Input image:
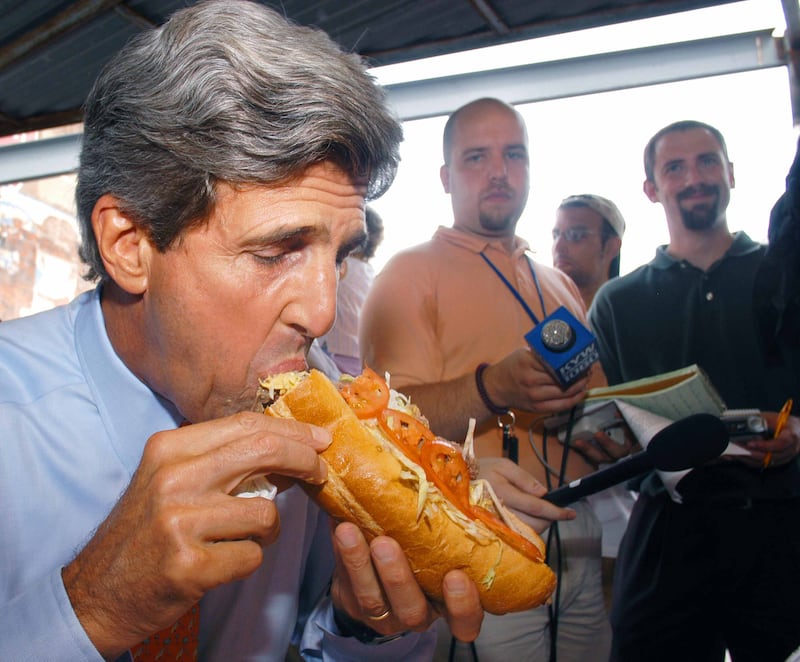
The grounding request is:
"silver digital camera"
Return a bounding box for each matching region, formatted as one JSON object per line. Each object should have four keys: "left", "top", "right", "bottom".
{"left": 720, "top": 409, "right": 768, "bottom": 443}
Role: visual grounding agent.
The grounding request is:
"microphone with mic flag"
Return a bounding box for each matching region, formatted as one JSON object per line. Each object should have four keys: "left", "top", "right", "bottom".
{"left": 543, "top": 413, "right": 729, "bottom": 507}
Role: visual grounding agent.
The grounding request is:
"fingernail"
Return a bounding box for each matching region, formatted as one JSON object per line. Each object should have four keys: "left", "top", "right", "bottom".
{"left": 312, "top": 426, "right": 332, "bottom": 448}
{"left": 371, "top": 539, "right": 395, "bottom": 563}
{"left": 336, "top": 523, "right": 359, "bottom": 548}
{"left": 308, "top": 460, "right": 328, "bottom": 485}
{"left": 444, "top": 573, "right": 468, "bottom": 596}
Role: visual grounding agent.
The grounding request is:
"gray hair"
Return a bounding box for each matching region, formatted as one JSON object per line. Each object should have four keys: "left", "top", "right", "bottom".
{"left": 77, "top": 0, "right": 403, "bottom": 282}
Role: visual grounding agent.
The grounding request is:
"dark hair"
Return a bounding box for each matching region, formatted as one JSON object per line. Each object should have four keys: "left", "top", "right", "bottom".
{"left": 643, "top": 120, "right": 728, "bottom": 183}
{"left": 357, "top": 206, "right": 385, "bottom": 260}
{"left": 77, "top": 0, "right": 402, "bottom": 282}
{"left": 606, "top": 220, "right": 621, "bottom": 278}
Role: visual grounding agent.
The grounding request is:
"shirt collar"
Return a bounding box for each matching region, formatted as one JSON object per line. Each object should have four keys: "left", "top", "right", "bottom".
{"left": 651, "top": 231, "right": 761, "bottom": 271}
{"left": 74, "top": 287, "right": 183, "bottom": 473}
{"left": 433, "top": 225, "right": 530, "bottom": 257}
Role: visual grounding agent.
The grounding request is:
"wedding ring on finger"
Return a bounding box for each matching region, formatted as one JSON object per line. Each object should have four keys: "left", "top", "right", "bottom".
{"left": 367, "top": 608, "right": 391, "bottom": 621}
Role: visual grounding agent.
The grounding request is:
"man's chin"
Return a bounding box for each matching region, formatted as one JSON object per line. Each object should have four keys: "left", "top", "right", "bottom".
{"left": 479, "top": 211, "right": 518, "bottom": 233}
{"left": 679, "top": 198, "right": 721, "bottom": 231}
{"left": 681, "top": 209, "right": 718, "bottom": 231}
{"left": 554, "top": 258, "right": 573, "bottom": 271}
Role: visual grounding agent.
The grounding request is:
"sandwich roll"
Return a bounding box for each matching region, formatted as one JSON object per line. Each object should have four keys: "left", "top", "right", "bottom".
{"left": 258, "top": 368, "right": 556, "bottom": 614}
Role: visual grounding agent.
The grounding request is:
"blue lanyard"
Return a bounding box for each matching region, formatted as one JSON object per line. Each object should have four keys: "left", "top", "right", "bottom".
{"left": 479, "top": 251, "right": 547, "bottom": 325}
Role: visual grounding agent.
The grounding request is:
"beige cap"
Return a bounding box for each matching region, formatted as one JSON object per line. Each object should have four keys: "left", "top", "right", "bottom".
{"left": 559, "top": 194, "right": 626, "bottom": 238}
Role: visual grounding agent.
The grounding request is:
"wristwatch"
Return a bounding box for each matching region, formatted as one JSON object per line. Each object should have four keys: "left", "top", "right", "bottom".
{"left": 333, "top": 606, "right": 410, "bottom": 645}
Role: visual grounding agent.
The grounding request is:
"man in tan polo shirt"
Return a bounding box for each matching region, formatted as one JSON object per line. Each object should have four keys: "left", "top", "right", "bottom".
{"left": 360, "top": 97, "right": 612, "bottom": 661}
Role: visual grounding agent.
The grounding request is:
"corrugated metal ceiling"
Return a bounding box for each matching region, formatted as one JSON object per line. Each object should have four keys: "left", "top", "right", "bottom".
{"left": 0, "top": 0, "right": 747, "bottom": 137}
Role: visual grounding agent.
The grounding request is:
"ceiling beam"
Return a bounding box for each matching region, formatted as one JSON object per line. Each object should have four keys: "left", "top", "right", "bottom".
{"left": 782, "top": 0, "right": 800, "bottom": 124}
{"left": 361, "top": 1, "right": 733, "bottom": 66}
{"left": 113, "top": 4, "right": 157, "bottom": 30}
{"left": 0, "top": 133, "right": 81, "bottom": 184}
{"left": 384, "top": 29, "right": 785, "bottom": 121}
{"left": 0, "top": 0, "right": 122, "bottom": 70}
{"left": 469, "top": 0, "right": 511, "bottom": 35}
{"left": 0, "top": 28, "right": 788, "bottom": 186}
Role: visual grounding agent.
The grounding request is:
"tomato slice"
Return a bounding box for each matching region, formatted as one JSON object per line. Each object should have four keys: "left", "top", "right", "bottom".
{"left": 348, "top": 369, "right": 543, "bottom": 563}
{"left": 469, "top": 504, "right": 544, "bottom": 562}
{"left": 378, "top": 409, "right": 435, "bottom": 463}
{"left": 419, "top": 439, "right": 544, "bottom": 562}
{"left": 339, "top": 367, "right": 390, "bottom": 419}
{"left": 418, "top": 438, "right": 471, "bottom": 506}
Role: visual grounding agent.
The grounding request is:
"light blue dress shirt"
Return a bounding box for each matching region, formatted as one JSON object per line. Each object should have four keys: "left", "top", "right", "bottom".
{"left": 0, "top": 288, "right": 432, "bottom": 661}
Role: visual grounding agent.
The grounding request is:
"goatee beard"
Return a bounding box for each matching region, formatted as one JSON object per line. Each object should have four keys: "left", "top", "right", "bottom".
{"left": 678, "top": 185, "right": 720, "bottom": 231}
{"left": 479, "top": 211, "right": 516, "bottom": 233}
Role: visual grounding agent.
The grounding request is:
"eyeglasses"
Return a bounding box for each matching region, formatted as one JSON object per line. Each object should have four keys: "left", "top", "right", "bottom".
{"left": 551, "top": 228, "right": 604, "bottom": 243}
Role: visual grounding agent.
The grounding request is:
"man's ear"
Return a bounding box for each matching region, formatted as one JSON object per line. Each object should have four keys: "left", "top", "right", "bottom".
{"left": 643, "top": 179, "right": 659, "bottom": 203}
{"left": 440, "top": 164, "right": 451, "bottom": 194}
{"left": 605, "top": 235, "right": 622, "bottom": 260}
{"left": 91, "top": 194, "right": 152, "bottom": 294}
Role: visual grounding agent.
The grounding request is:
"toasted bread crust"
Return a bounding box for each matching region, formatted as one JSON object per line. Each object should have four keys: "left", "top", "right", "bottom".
{"left": 268, "top": 369, "right": 556, "bottom": 613}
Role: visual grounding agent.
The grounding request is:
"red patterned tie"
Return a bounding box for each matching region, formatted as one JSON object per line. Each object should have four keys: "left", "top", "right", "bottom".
{"left": 130, "top": 603, "right": 199, "bottom": 661}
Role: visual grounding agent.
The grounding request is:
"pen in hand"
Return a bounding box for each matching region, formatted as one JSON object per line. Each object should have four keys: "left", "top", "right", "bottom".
{"left": 763, "top": 398, "right": 793, "bottom": 469}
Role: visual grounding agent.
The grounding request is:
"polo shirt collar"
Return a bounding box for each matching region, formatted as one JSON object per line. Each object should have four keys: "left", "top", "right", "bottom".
{"left": 433, "top": 225, "right": 530, "bottom": 257}
{"left": 651, "top": 231, "right": 760, "bottom": 271}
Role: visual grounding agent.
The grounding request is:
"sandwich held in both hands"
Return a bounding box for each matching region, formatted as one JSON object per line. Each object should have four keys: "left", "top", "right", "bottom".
{"left": 258, "top": 367, "right": 561, "bottom": 614}
{"left": 1, "top": 2, "right": 499, "bottom": 658}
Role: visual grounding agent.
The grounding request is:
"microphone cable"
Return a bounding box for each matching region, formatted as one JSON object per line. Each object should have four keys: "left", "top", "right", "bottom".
{"left": 447, "top": 406, "right": 578, "bottom": 662}
{"left": 541, "top": 406, "right": 577, "bottom": 662}
{"left": 528, "top": 428, "right": 571, "bottom": 482}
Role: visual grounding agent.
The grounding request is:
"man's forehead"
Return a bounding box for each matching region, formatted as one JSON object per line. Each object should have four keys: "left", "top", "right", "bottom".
{"left": 454, "top": 107, "right": 526, "bottom": 141}
{"left": 458, "top": 139, "right": 527, "bottom": 154}
{"left": 655, "top": 128, "right": 723, "bottom": 159}
{"left": 556, "top": 206, "right": 603, "bottom": 226}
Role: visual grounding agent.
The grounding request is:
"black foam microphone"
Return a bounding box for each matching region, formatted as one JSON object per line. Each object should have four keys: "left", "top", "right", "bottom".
{"left": 542, "top": 413, "right": 729, "bottom": 507}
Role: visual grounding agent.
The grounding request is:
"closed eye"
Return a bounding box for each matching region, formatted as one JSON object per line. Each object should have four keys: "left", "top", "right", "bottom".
{"left": 249, "top": 228, "right": 313, "bottom": 266}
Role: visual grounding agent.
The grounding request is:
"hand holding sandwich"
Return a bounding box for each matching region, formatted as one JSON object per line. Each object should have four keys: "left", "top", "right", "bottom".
{"left": 61, "top": 413, "right": 332, "bottom": 658}
{"left": 331, "top": 522, "right": 483, "bottom": 643}
{"left": 262, "top": 368, "right": 559, "bottom": 615}
{"left": 62, "top": 405, "right": 485, "bottom": 657}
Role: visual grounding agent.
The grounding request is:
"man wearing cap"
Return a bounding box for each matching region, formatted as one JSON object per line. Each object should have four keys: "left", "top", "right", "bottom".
{"left": 552, "top": 194, "right": 625, "bottom": 309}
{"left": 551, "top": 194, "right": 633, "bottom": 613}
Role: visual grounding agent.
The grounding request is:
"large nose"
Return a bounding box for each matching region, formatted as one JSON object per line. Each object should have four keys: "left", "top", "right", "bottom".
{"left": 287, "top": 254, "right": 339, "bottom": 339}
{"left": 488, "top": 152, "right": 508, "bottom": 180}
{"left": 684, "top": 161, "right": 707, "bottom": 187}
